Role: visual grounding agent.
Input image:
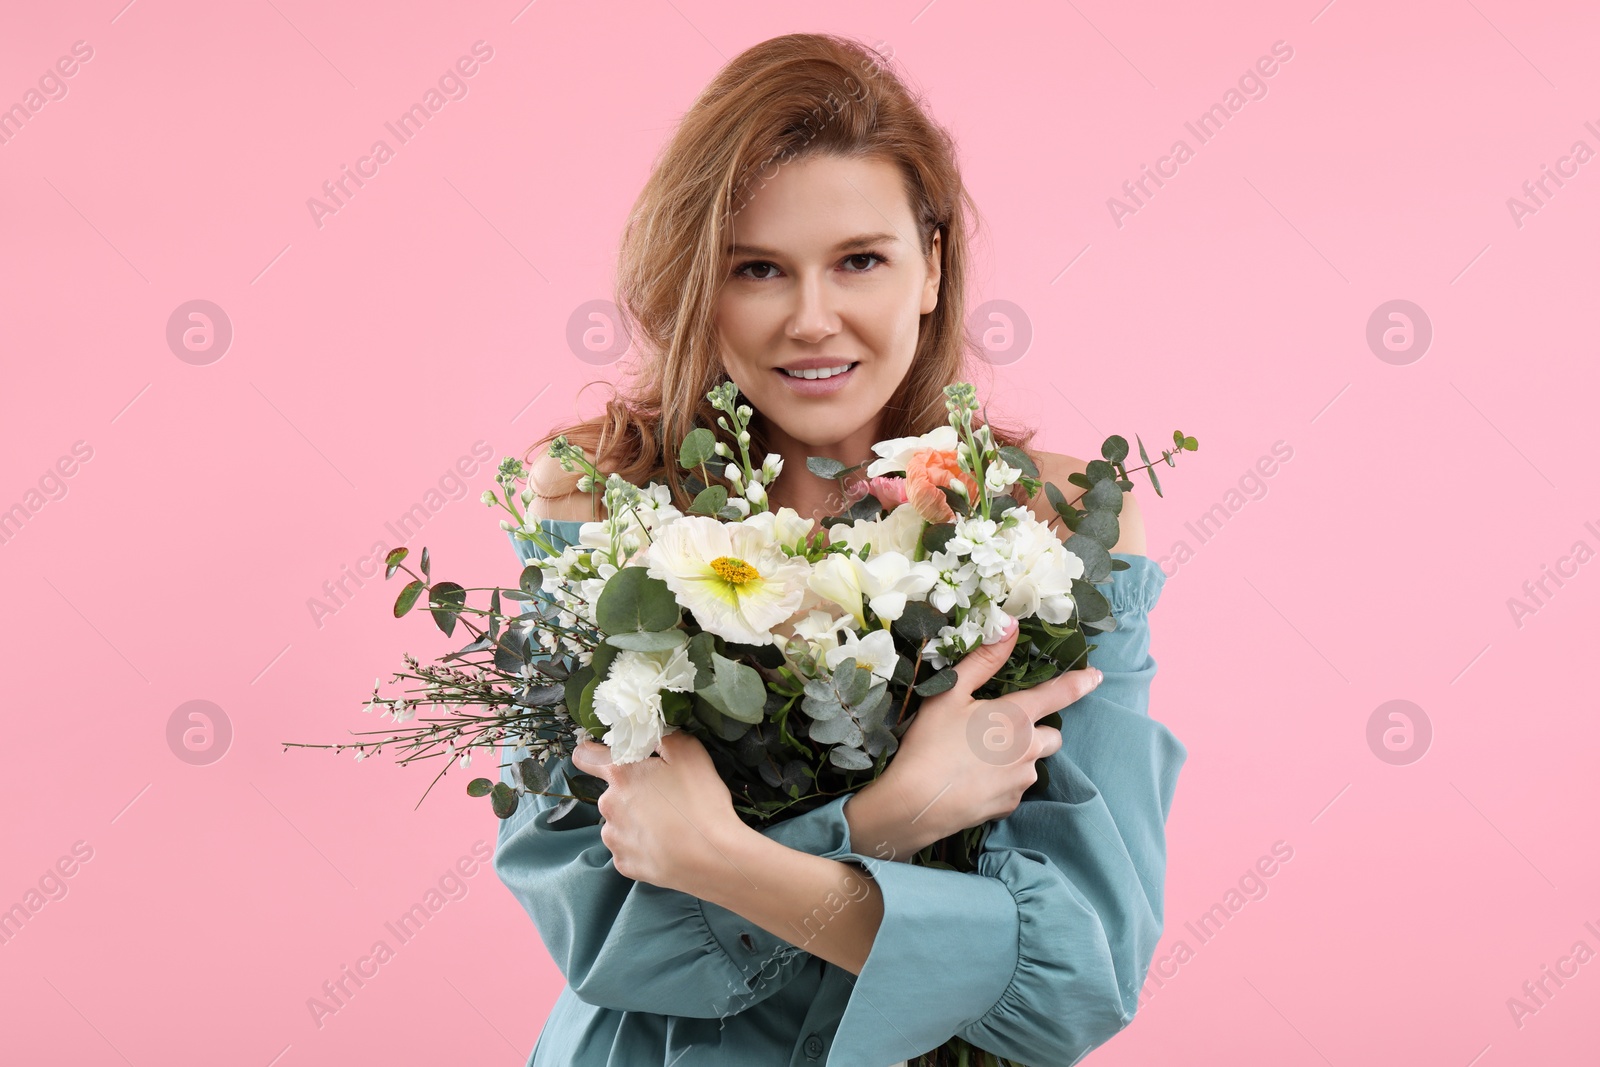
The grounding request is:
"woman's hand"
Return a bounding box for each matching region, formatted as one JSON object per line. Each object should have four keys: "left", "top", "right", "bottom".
{"left": 845, "top": 618, "right": 1104, "bottom": 860}
{"left": 569, "top": 730, "right": 752, "bottom": 896}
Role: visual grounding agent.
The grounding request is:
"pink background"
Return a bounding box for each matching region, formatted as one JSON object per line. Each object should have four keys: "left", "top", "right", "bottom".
{"left": 3, "top": 1, "right": 1597, "bottom": 1064}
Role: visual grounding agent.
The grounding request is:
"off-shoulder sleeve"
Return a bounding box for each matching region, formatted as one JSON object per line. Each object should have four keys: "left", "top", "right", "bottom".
{"left": 492, "top": 523, "right": 854, "bottom": 1019}
{"left": 810, "top": 554, "right": 1187, "bottom": 1066}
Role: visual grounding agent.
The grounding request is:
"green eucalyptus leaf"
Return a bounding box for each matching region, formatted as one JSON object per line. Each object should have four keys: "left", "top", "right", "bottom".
{"left": 835, "top": 658, "right": 872, "bottom": 706}
{"left": 709, "top": 653, "right": 766, "bottom": 723}
{"left": 1065, "top": 531, "right": 1112, "bottom": 583}
{"left": 686, "top": 630, "right": 717, "bottom": 688}
{"left": 913, "top": 666, "right": 958, "bottom": 696}
{"left": 939, "top": 485, "right": 970, "bottom": 517}
{"left": 998, "top": 445, "right": 1039, "bottom": 478}
{"left": 384, "top": 547, "right": 408, "bottom": 579}
{"left": 466, "top": 777, "right": 494, "bottom": 797}
{"left": 1076, "top": 510, "right": 1121, "bottom": 551}
{"left": 806, "top": 456, "right": 847, "bottom": 479}
{"left": 595, "top": 566, "right": 680, "bottom": 634}
{"left": 490, "top": 782, "right": 519, "bottom": 819}
{"left": 1137, "top": 434, "right": 1163, "bottom": 497}
{"left": 829, "top": 745, "right": 873, "bottom": 771}
{"left": 1043, "top": 482, "right": 1076, "bottom": 525}
{"left": 420, "top": 546, "right": 431, "bottom": 580}
{"left": 1101, "top": 435, "right": 1130, "bottom": 464}
{"left": 520, "top": 564, "right": 546, "bottom": 595}
{"left": 922, "top": 522, "right": 957, "bottom": 556}
{"left": 1083, "top": 478, "right": 1123, "bottom": 513}
{"left": 605, "top": 629, "right": 689, "bottom": 653}
{"left": 517, "top": 757, "right": 549, "bottom": 793}
{"left": 891, "top": 600, "right": 947, "bottom": 644}
{"left": 678, "top": 428, "right": 716, "bottom": 470}
{"left": 723, "top": 640, "right": 786, "bottom": 669}
{"left": 811, "top": 715, "right": 863, "bottom": 747}
{"left": 689, "top": 484, "right": 728, "bottom": 515}
{"left": 394, "top": 579, "right": 426, "bottom": 618}
{"left": 428, "top": 581, "right": 467, "bottom": 637}
{"left": 1085, "top": 459, "right": 1116, "bottom": 484}
{"left": 1070, "top": 578, "right": 1111, "bottom": 623}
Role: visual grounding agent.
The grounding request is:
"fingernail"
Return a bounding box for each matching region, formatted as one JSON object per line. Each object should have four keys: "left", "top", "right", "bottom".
{"left": 1092, "top": 668, "right": 1103, "bottom": 685}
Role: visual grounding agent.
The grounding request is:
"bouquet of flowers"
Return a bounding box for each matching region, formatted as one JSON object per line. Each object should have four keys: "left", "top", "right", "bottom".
{"left": 285, "top": 380, "right": 1195, "bottom": 1065}
{"left": 288, "top": 381, "right": 1195, "bottom": 837}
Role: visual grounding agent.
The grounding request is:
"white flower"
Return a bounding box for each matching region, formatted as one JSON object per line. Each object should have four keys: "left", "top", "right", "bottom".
{"left": 742, "top": 505, "right": 816, "bottom": 553}
{"left": 645, "top": 515, "right": 812, "bottom": 645}
{"left": 998, "top": 521, "right": 1083, "bottom": 625}
{"left": 865, "top": 425, "right": 959, "bottom": 478}
{"left": 592, "top": 644, "right": 698, "bottom": 763}
{"left": 984, "top": 458, "right": 1021, "bottom": 494}
{"left": 826, "top": 502, "right": 926, "bottom": 558}
{"left": 823, "top": 627, "right": 898, "bottom": 683}
{"left": 808, "top": 543, "right": 938, "bottom": 627}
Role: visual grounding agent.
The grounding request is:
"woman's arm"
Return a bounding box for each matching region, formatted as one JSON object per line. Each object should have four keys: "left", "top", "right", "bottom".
{"left": 494, "top": 523, "right": 849, "bottom": 1018}
{"left": 688, "top": 824, "right": 886, "bottom": 976}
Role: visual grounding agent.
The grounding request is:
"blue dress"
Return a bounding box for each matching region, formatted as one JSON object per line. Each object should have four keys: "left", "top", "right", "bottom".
{"left": 493, "top": 518, "right": 1187, "bottom": 1067}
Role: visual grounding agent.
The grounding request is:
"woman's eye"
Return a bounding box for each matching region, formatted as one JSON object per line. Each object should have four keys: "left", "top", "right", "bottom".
{"left": 734, "top": 261, "right": 779, "bottom": 280}
{"left": 732, "top": 253, "right": 885, "bottom": 280}
{"left": 843, "top": 252, "right": 885, "bottom": 272}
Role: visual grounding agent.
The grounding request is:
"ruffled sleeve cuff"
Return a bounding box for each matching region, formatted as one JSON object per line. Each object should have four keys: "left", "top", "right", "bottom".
{"left": 697, "top": 794, "right": 863, "bottom": 1009}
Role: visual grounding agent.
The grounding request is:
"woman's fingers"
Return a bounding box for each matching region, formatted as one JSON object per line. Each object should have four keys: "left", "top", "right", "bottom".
{"left": 946, "top": 619, "right": 1020, "bottom": 700}
{"left": 1031, "top": 724, "right": 1063, "bottom": 761}
{"left": 1009, "top": 667, "right": 1104, "bottom": 723}
{"left": 571, "top": 739, "right": 614, "bottom": 781}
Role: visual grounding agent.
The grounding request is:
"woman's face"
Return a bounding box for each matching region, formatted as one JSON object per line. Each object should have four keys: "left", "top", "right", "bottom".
{"left": 714, "top": 153, "right": 942, "bottom": 451}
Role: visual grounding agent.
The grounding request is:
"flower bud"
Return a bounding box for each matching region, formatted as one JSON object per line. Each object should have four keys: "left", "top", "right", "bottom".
{"left": 737, "top": 430, "right": 751, "bottom": 446}
{"left": 499, "top": 519, "right": 514, "bottom": 530}
{"left": 713, "top": 441, "right": 733, "bottom": 458}
{"left": 745, "top": 481, "right": 766, "bottom": 504}
{"left": 480, "top": 490, "right": 497, "bottom": 506}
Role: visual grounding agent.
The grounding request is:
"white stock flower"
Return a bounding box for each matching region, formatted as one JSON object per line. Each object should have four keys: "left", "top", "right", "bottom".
{"left": 998, "top": 520, "right": 1083, "bottom": 625}
{"left": 645, "top": 515, "right": 812, "bottom": 645}
{"left": 592, "top": 644, "right": 698, "bottom": 763}
{"left": 984, "top": 458, "right": 1022, "bottom": 494}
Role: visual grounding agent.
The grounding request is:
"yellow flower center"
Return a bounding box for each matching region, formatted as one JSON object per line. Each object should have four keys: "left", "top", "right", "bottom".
{"left": 709, "top": 556, "right": 759, "bottom": 585}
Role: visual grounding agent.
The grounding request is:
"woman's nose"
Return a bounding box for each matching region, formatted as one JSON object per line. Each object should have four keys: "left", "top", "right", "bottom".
{"left": 784, "top": 274, "right": 840, "bottom": 342}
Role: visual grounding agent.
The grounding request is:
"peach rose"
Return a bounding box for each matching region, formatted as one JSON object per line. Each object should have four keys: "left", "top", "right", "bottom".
{"left": 904, "top": 449, "right": 980, "bottom": 523}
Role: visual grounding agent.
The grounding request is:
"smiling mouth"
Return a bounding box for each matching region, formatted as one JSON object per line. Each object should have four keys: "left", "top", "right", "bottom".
{"left": 779, "top": 362, "right": 859, "bottom": 380}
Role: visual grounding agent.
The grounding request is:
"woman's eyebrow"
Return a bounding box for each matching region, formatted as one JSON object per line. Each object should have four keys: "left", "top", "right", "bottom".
{"left": 729, "top": 232, "right": 900, "bottom": 258}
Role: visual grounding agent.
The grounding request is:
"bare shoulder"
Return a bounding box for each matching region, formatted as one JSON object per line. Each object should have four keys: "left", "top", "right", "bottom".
{"left": 524, "top": 451, "right": 606, "bottom": 524}
{"left": 1022, "top": 449, "right": 1147, "bottom": 557}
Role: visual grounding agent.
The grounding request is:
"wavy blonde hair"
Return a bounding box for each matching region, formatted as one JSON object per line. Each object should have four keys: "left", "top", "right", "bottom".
{"left": 525, "top": 32, "right": 1038, "bottom": 513}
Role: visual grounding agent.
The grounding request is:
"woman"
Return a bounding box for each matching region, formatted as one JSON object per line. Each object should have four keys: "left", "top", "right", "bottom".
{"left": 493, "top": 33, "right": 1187, "bottom": 1067}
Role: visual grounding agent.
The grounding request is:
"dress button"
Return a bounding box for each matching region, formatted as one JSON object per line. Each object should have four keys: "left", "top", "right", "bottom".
{"left": 804, "top": 1032, "right": 825, "bottom": 1058}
